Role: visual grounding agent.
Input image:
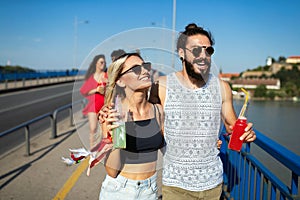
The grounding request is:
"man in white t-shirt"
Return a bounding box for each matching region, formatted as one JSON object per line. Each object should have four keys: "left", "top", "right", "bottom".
{"left": 149, "top": 23, "right": 256, "bottom": 200}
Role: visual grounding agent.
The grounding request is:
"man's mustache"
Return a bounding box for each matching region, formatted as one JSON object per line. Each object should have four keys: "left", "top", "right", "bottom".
{"left": 192, "top": 58, "right": 210, "bottom": 65}
{"left": 182, "top": 58, "right": 210, "bottom": 66}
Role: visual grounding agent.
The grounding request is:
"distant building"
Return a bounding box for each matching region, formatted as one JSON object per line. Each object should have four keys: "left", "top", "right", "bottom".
{"left": 231, "top": 78, "right": 281, "bottom": 90}
{"left": 241, "top": 71, "right": 273, "bottom": 78}
{"left": 286, "top": 56, "right": 300, "bottom": 64}
{"left": 270, "top": 62, "right": 300, "bottom": 74}
{"left": 219, "top": 73, "right": 240, "bottom": 82}
{"left": 267, "top": 55, "right": 300, "bottom": 73}
{"left": 266, "top": 56, "right": 273, "bottom": 66}
{"left": 224, "top": 55, "right": 298, "bottom": 92}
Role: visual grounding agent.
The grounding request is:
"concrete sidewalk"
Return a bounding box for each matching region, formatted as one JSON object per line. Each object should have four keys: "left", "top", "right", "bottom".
{"left": 0, "top": 115, "right": 162, "bottom": 200}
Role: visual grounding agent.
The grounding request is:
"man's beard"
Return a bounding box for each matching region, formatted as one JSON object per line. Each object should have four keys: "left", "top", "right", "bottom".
{"left": 184, "top": 58, "right": 211, "bottom": 82}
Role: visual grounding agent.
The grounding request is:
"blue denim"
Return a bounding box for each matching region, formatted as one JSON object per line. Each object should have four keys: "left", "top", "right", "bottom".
{"left": 99, "top": 173, "right": 158, "bottom": 200}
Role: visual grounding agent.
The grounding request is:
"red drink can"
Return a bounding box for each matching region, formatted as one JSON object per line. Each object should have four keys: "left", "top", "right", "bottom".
{"left": 228, "top": 117, "right": 247, "bottom": 151}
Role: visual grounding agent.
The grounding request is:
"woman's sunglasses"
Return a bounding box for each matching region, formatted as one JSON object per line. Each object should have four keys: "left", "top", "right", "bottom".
{"left": 185, "top": 46, "right": 214, "bottom": 57}
{"left": 119, "top": 62, "right": 151, "bottom": 77}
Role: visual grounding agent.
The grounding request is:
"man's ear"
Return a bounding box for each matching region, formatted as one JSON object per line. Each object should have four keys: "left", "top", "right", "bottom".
{"left": 178, "top": 48, "right": 185, "bottom": 61}
{"left": 116, "top": 79, "right": 125, "bottom": 88}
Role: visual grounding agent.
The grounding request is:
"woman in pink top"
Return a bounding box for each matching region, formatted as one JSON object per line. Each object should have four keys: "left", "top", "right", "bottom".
{"left": 80, "top": 54, "right": 108, "bottom": 149}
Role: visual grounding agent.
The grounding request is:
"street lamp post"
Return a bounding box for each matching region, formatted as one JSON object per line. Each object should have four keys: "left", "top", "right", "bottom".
{"left": 171, "top": 0, "right": 176, "bottom": 68}
{"left": 73, "top": 16, "right": 88, "bottom": 69}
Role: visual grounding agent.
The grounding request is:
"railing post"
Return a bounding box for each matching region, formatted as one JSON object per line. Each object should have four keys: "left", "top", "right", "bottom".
{"left": 25, "top": 125, "right": 30, "bottom": 156}
{"left": 291, "top": 172, "right": 298, "bottom": 196}
{"left": 69, "top": 107, "right": 74, "bottom": 126}
{"left": 5, "top": 79, "right": 8, "bottom": 89}
{"left": 51, "top": 113, "right": 57, "bottom": 139}
{"left": 263, "top": 177, "right": 268, "bottom": 200}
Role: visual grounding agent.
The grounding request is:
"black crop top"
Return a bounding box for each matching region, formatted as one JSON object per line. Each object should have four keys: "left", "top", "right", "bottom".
{"left": 120, "top": 104, "right": 164, "bottom": 164}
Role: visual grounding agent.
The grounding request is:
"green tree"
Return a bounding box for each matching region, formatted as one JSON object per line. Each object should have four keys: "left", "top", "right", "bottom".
{"left": 278, "top": 56, "right": 286, "bottom": 63}
{"left": 254, "top": 85, "right": 267, "bottom": 97}
{"left": 0, "top": 65, "right": 35, "bottom": 73}
{"left": 284, "top": 82, "right": 298, "bottom": 97}
{"left": 267, "top": 90, "right": 276, "bottom": 100}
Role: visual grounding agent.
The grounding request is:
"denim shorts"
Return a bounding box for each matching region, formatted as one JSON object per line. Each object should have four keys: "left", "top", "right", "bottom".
{"left": 99, "top": 173, "right": 158, "bottom": 200}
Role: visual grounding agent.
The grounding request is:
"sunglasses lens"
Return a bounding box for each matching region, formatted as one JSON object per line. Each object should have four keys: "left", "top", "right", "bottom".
{"left": 192, "top": 47, "right": 202, "bottom": 57}
{"left": 132, "top": 63, "right": 151, "bottom": 75}
{"left": 190, "top": 46, "right": 214, "bottom": 57}
{"left": 143, "top": 63, "right": 151, "bottom": 71}
{"left": 206, "top": 47, "right": 214, "bottom": 55}
{"left": 121, "top": 62, "right": 152, "bottom": 76}
{"left": 131, "top": 65, "right": 142, "bottom": 75}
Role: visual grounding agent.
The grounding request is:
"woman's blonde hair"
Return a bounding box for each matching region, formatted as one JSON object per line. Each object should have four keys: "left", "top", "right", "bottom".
{"left": 104, "top": 53, "right": 143, "bottom": 106}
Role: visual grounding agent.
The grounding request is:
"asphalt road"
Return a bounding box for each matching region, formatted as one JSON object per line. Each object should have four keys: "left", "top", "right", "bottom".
{"left": 0, "top": 81, "right": 84, "bottom": 155}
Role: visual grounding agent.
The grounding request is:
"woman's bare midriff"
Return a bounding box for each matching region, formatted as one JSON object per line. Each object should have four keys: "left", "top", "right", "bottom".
{"left": 119, "top": 161, "right": 156, "bottom": 180}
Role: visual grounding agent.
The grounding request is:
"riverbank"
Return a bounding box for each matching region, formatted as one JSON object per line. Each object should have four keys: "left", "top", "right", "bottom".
{"left": 233, "top": 95, "right": 300, "bottom": 102}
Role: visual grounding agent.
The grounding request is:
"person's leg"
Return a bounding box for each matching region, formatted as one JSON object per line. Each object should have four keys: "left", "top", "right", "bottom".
{"left": 203, "top": 183, "right": 223, "bottom": 200}
{"left": 87, "top": 112, "right": 98, "bottom": 149}
{"left": 162, "top": 184, "right": 222, "bottom": 200}
{"left": 162, "top": 185, "right": 198, "bottom": 200}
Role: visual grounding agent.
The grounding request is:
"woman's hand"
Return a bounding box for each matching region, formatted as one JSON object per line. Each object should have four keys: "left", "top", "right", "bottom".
{"left": 217, "top": 140, "right": 222, "bottom": 149}
{"left": 96, "top": 85, "right": 105, "bottom": 94}
{"left": 98, "top": 103, "right": 114, "bottom": 124}
{"left": 98, "top": 103, "right": 120, "bottom": 132}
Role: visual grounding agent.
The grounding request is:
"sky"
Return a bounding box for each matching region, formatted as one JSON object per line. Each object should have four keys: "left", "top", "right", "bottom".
{"left": 0, "top": 0, "right": 299, "bottom": 73}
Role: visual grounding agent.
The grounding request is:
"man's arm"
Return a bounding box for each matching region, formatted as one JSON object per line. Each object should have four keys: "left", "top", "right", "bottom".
{"left": 220, "top": 80, "right": 256, "bottom": 142}
{"left": 220, "top": 80, "right": 237, "bottom": 133}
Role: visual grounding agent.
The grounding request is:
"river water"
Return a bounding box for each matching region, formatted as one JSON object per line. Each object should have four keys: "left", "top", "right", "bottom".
{"left": 233, "top": 100, "right": 300, "bottom": 187}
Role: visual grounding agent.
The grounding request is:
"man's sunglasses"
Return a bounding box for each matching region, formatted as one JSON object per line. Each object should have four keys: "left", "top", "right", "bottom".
{"left": 119, "top": 62, "right": 151, "bottom": 77}
{"left": 185, "top": 46, "right": 214, "bottom": 57}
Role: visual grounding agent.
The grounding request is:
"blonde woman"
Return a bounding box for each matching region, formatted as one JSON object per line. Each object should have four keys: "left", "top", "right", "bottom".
{"left": 99, "top": 53, "right": 164, "bottom": 200}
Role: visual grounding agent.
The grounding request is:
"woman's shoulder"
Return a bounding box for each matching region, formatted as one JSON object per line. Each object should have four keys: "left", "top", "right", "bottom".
{"left": 153, "top": 103, "right": 163, "bottom": 109}
{"left": 86, "top": 75, "right": 95, "bottom": 81}
{"left": 153, "top": 103, "right": 163, "bottom": 115}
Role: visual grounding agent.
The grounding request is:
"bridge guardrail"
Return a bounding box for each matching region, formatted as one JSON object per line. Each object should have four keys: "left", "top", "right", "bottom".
{"left": 0, "top": 99, "right": 86, "bottom": 156}
{"left": 220, "top": 127, "right": 300, "bottom": 199}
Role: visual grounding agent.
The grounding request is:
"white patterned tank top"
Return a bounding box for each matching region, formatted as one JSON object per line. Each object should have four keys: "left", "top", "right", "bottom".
{"left": 162, "top": 72, "right": 223, "bottom": 191}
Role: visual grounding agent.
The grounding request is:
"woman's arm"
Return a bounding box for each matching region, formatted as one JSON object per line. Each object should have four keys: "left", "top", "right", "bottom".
{"left": 104, "top": 149, "right": 122, "bottom": 178}
{"left": 80, "top": 76, "right": 105, "bottom": 96}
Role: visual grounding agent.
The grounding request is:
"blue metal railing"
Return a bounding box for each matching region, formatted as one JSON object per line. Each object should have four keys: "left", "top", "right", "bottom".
{"left": 0, "top": 100, "right": 86, "bottom": 156}
{"left": 220, "top": 127, "right": 300, "bottom": 200}
{"left": 0, "top": 70, "right": 86, "bottom": 82}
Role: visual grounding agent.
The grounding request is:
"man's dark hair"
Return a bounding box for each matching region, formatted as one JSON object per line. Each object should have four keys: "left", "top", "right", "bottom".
{"left": 176, "top": 23, "right": 215, "bottom": 52}
{"left": 111, "top": 49, "right": 126, "bottom": 61}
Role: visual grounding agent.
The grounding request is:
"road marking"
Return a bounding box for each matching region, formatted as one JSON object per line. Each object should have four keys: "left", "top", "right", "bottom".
{"left": 0, "top": 90, "right": 72, "bottom": 114}
{"left": 52, "top": 158, "right": 89, "bottom": 200}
